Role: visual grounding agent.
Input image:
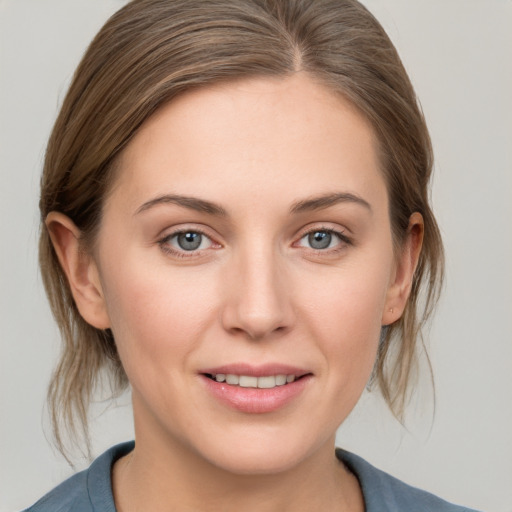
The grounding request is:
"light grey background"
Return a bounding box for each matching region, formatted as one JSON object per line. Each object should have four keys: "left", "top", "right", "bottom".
{"left": 1, "top": 1, "right": 511, "bottom": 511}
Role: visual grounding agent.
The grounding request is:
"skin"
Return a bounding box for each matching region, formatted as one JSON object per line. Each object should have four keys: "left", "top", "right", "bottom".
{"left": 48, "top": 73, "right": 423, "bottom": 511}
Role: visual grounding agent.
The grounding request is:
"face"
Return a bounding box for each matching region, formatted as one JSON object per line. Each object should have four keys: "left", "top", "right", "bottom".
{"left": 86, "top": 73, "right": 406, "bottom": 474}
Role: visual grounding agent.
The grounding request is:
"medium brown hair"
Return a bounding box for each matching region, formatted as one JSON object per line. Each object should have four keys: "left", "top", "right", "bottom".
{"left": 39, "top": 0, "right": 444, "bottom": 460}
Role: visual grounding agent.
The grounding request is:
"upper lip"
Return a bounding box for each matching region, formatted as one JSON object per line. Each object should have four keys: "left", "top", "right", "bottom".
{"left": 199, "top": 363, "right": 311, "bottom": 378}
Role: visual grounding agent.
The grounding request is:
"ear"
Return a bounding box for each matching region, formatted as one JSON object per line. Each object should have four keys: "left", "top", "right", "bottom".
{"left": 382, "top": 212, "right": 424, "bottom": 326}
{"left": 46, "top": 212, "right": 110, "bottom": 330}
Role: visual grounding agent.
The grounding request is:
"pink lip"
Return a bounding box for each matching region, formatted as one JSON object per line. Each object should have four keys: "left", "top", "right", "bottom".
{"left": 199, "top": 363, "right": 312, "bottom": 414}
{"left": 199, "top": 363, "right": 309, "bottom": 378}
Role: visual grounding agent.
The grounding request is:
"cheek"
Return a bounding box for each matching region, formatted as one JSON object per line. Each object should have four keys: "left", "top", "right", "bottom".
{"left": 99, "top": 256, "right": 220, "bottom": 371}
{"left": 297, "top": 254, "right": 392, "bottom": 377}
{"left": 301, "top": 256, "right": 390, "bottom": 331}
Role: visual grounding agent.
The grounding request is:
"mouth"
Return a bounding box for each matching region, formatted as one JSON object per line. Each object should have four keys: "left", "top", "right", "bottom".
{"left": 204, "top": 373, "right": 301, "bottom": 389}
{"left": 199, "top": 364, "right": 312, "bottom": 413}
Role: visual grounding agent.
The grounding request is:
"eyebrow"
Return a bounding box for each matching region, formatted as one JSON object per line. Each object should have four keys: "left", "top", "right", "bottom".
{"left": 135, "top": 194, "right": 227, "bottom": 216}
{"left": 290, "top": 192, "right": 372, "bottom": 214}
{"left": 135, "top": 191, "right": 371, "bottom": 217}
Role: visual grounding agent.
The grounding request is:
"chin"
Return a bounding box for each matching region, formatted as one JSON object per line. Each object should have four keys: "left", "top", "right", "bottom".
{"left": 209, "top": 448, "right": 309, "bottom": 476}
{"left": 191, "top": 426, "right": 332, "bottom": 476}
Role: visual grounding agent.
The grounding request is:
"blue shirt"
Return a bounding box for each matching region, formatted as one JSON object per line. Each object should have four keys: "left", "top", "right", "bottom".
{"left": 24, "top": 442, "right": 481, "bottom": 511}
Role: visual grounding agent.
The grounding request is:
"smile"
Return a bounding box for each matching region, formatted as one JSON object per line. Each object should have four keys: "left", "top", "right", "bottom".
{"left": 202, "top": 370, "right": 311, "bottom": 414}
{"left": 206, "top": 374, "right": 296, "bottom": 388}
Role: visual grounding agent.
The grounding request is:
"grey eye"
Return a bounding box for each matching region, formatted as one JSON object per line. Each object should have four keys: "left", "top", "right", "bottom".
{"left": 307, "top": 231, "right": 332, "bottom": 249}
{"left": 176, "top": 232, "right": 204, "bottom": 251}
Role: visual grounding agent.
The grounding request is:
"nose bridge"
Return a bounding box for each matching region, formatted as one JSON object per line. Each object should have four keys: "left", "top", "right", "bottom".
{"left": 222, "top": 238, "right": 293, "bottom": 340}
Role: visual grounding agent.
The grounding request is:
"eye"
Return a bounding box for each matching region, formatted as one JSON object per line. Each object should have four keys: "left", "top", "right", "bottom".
{"left": 159, "top": 229, "right": 217, "bottom": 256}
{"left": 173, "top": 231, "right": 209, "bottom": 251}
{"left": 296, "top": 229, "right": 349, "bottom": 251}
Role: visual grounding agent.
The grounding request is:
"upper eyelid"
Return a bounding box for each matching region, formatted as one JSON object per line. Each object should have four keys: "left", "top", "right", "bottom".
{"left": 156, "top": 223, "right": 350, "bottom": 246}
{"left": 296, "top": 224, "right": 350, "bottom": 239}
{"left": 294, "top": 225, "right": 352, "bottom": 250}
{"left": 300, "top": 226, "right": 345, "bottom": 235}
{"left": 158, "top": 229, "right": 220, "bottom": 259}
{"left": 159, "top": 224, "right": 217, "bottom": 241}
{"left": 158, "top": 227, "right": 219, "bottom": 252}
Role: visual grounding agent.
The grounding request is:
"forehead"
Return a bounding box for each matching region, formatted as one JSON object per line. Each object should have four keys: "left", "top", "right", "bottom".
{"left": 112, "top": 73, "right": 386, "bottom": 215}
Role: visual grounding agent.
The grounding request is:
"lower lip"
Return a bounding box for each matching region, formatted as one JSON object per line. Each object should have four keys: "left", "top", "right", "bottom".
{"left": 201, "top": 375, "right": 311, "bottom": 414}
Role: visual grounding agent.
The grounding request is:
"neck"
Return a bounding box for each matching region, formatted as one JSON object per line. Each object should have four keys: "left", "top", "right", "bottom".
{"left": 112, "top": 399, "right": 363, "bottom": 512}
{"left": 113, "top": 435, "right": 362, "bottom": 512}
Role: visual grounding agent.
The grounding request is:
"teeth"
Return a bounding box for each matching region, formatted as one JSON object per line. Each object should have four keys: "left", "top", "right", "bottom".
{"left": 239, "top": 376, "right": 258, "bottom": 388}
{"left": 211, "top": 373, "right": 296, "bottom": 389}
{"left": 257, "top": 376, "right": 276, "bottom": 389}
{"left": 275, "top": 375, "right": 287, "bottom": 386}
{"left": 226, "top": 374, "right": 239, "bottom": 385}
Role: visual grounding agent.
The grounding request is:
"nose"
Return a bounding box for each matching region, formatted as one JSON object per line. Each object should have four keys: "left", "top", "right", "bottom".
{"left": 221, "top": 246, "right": 295, "bottom": 341}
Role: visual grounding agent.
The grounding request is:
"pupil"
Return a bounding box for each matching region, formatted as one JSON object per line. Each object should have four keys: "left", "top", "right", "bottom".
{"left": 178, "top": 232, "right": 202, "bottom": 251}
{"left": 309, "top": 231, "right": 331, "bottom": 249}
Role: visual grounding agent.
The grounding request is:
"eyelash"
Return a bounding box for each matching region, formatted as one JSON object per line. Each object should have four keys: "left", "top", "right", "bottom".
{"left": 157, "top": 228, "right": 218, "bottom": 259}
{"left": 295, "top": 226, "right": 352, "bottom": 253}
{"left": 157, "top": 226, "right": 352, "bottom": 259}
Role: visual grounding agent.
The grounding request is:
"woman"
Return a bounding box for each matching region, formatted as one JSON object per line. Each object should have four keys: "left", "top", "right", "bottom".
{"left": 24, "top": 0, "right": 480, "bottom": 510}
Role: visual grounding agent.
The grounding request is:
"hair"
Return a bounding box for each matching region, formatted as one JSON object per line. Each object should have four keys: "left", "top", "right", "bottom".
{"left": 39, "top": 0, "right": 444, "bottom": 460}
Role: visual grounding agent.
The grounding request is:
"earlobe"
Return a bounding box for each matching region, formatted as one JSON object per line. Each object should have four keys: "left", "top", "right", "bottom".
{"left": 46, "top": 212, "right": 110, "bottom": 330}
{"left": 382, "top": 212, "right": 424, "bottom": 326}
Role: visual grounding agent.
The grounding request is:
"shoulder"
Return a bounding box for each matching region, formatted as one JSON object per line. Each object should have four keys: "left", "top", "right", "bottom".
{"left": 23, "top": 441, "right": 135, "bottom": 512}
{"left": 336, "top": 448, "right": 481, "bottom": 512}
{"left": 22, "top": 469, "right": 90, "bottom": 512}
